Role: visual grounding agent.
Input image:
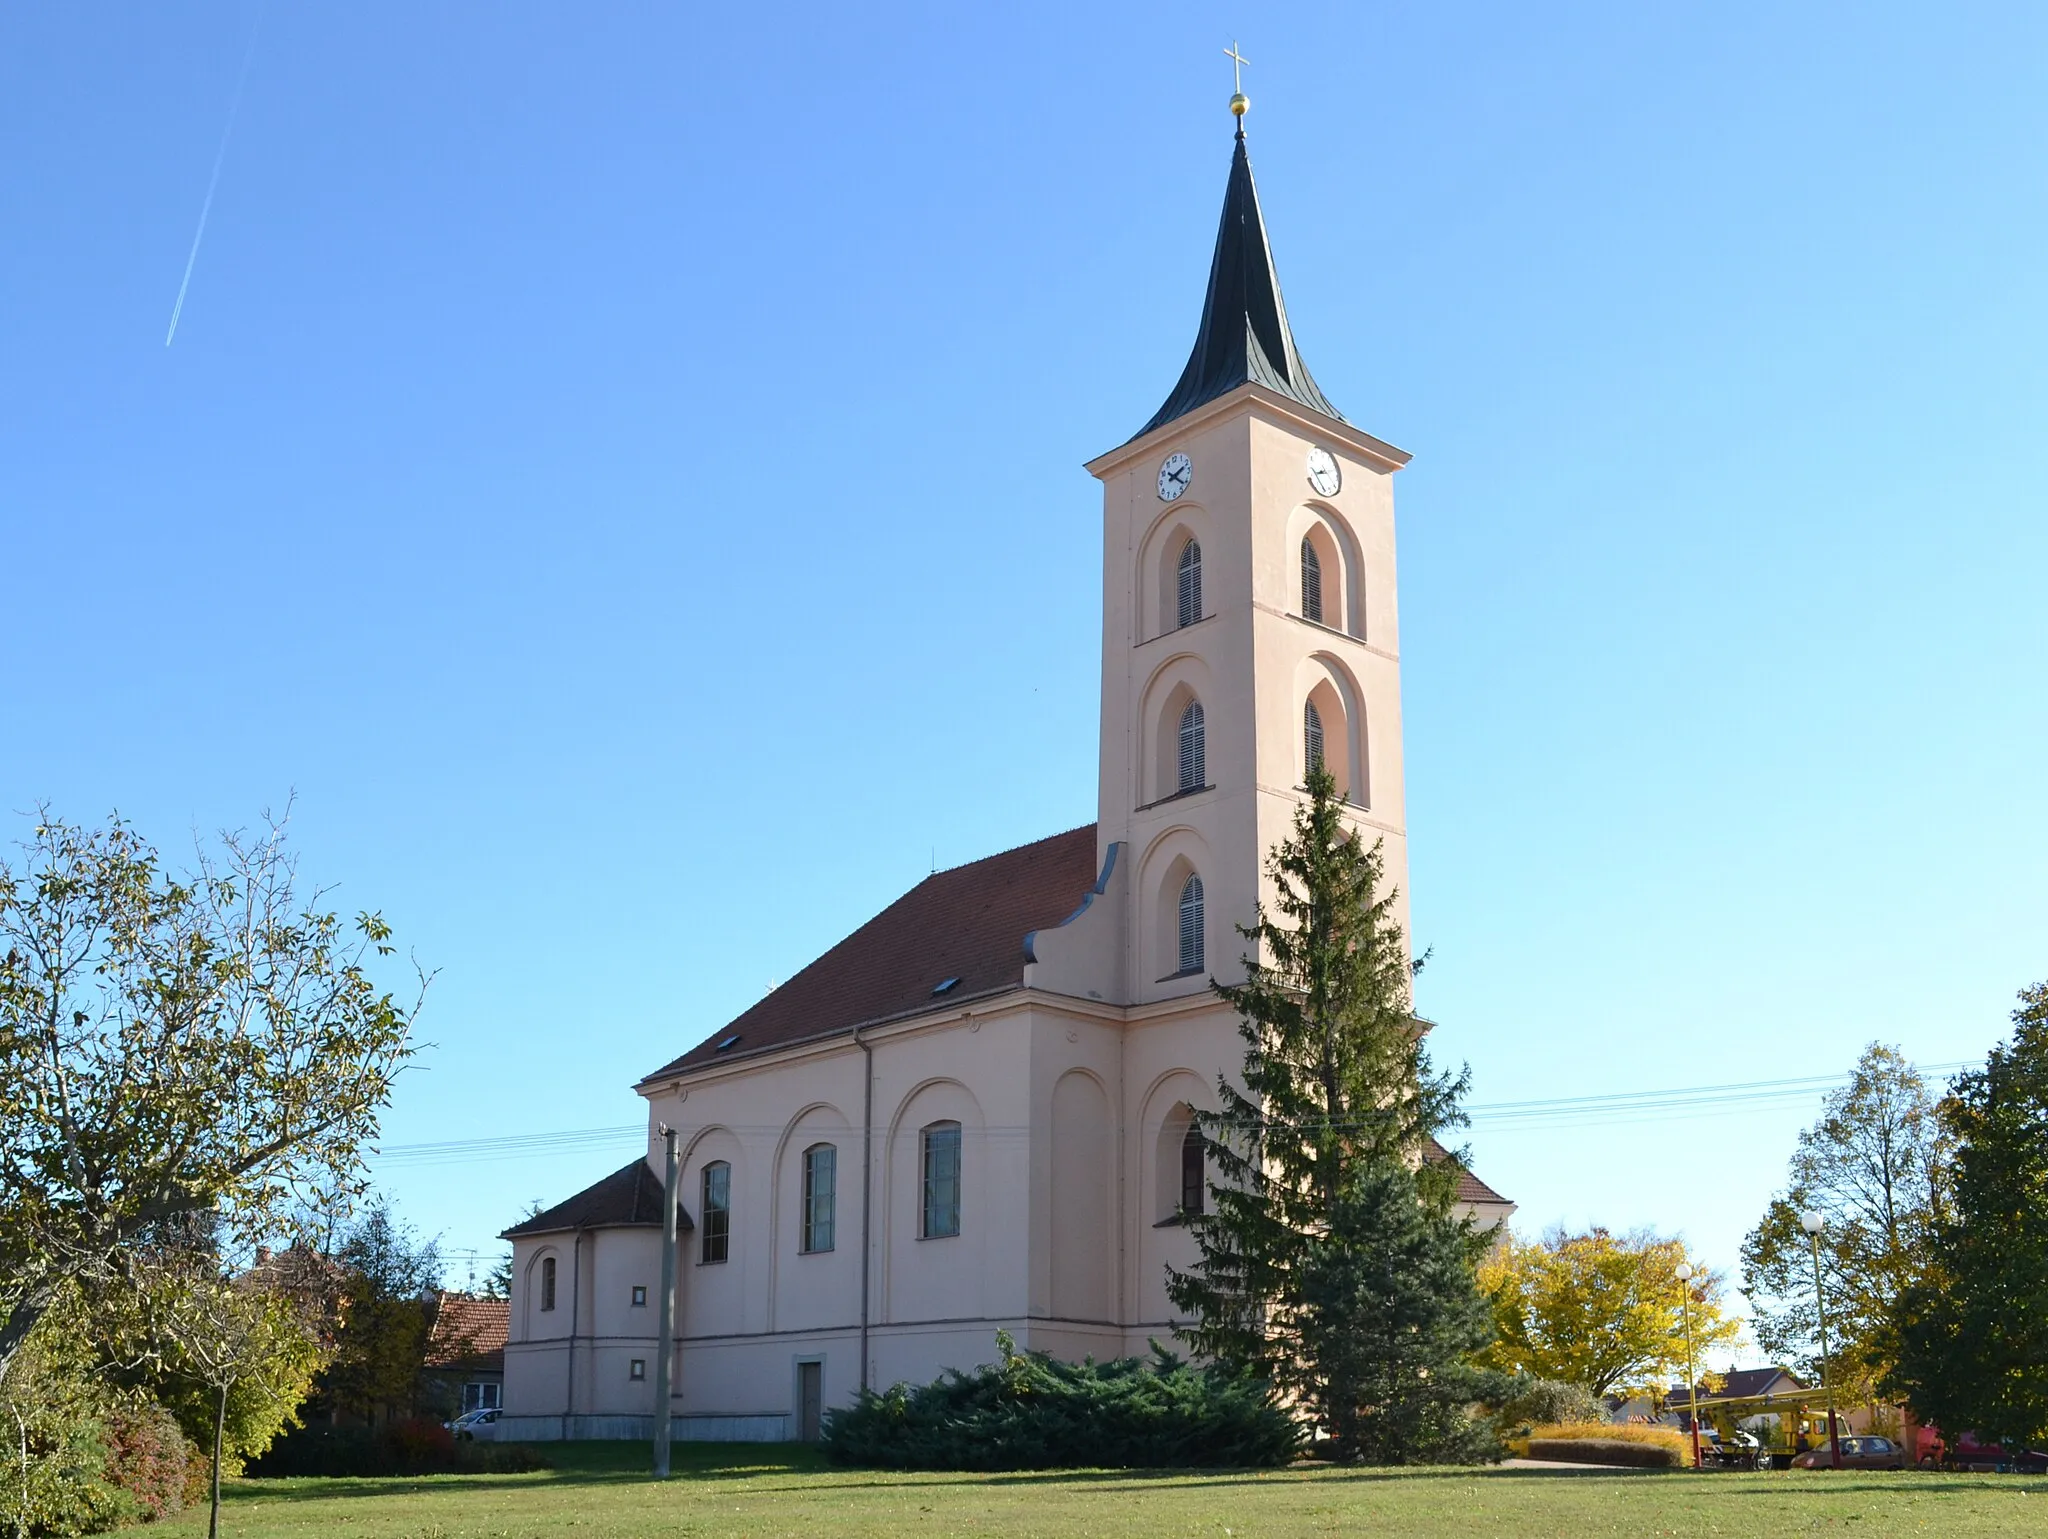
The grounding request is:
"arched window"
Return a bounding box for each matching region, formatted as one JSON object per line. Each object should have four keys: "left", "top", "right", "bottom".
{"left": 539, "top": 1255, "right": 556, "bottom": 1312}
{"left": 1178, "top": 874, "right": 1205, "bottom": 974}
{"left": 921, "top": 1122, "right": 962, "bottom": 1238}
{"left": 1304, "top": 700, "right": 1326, "bottom": 777}
{"left": 700, "top": 1161, "right": 731, "bottom": 1264}
{"left": 1177, "top": 700, "right": 1205, "bottom": 792}
{"left": 1180, "top": 1123, "right": 1205, "bottom": 1216}
{"left": 801, "top": 1144, "right": 836, "bottom": 1254}
{"left": 1301, "top": 537, "right": 1323, "bottom": 624}
{"left": 1176, "top": 539, "right": 1202, "bottom": 628}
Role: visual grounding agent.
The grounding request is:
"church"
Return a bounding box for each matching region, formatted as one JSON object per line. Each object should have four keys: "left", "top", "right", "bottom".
{"left": 497, "top": 101, "right": 1512, "bottom": 1444}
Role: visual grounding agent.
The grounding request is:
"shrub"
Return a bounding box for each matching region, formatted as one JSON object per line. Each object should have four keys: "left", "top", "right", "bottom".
{"left": 1519, "top": 1421, "right": 1689, "bottom": 1468}
{"left": 0, "top": 1329, "right": 133, "bottom": 1537}
{"left": 823, "top": 1333, "right": 1302, "bottom": 1471}
{"left": 1487, "top": 1377, "right": 1604, "bottom": 1437}
{"left": 102, "top": 1403, "right": 194, "bottom": 1522}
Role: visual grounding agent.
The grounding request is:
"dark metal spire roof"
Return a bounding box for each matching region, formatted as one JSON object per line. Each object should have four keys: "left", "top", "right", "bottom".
{"left": 1136, "top": 128, "right": 1343, "bottom": 440}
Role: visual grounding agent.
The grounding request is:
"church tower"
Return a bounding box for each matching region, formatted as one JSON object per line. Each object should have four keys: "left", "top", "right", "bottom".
{"left": 1083, "top": 113, "right": 1416, "bottom": 1006}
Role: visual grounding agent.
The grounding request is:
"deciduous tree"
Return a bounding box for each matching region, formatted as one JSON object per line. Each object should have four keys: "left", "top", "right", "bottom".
{"left": 1740, "top": 1043, "right": 1950, "bottom": 1401}
{"left": 1478, "top": 1227, "right": 1739, "bottom": 1400}
{"left": 0, "top": 808, "right": 421, "bottom": 1391}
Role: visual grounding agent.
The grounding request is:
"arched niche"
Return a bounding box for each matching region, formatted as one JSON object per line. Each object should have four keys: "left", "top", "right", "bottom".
{"left": 1286, "top": 504, "right": 1367, "bottom": 639}
{"left": 1297, "top": 653, "right": 1368, "bottom": 807}
{"left": 1138, "top": 506, "right": 1213, "bottom": 641}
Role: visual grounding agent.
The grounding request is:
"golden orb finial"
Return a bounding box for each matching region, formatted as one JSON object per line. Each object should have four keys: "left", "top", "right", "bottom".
{"left": 1224, "top": 41, "right": 1250, "bottom": 122}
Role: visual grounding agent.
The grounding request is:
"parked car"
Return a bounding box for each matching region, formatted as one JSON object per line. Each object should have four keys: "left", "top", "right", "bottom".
{"left": 1791, "top": 1435, "right": 1906, "bottom": 1470}
{"left": 1917, "top": 1429, "right": 2048, "bottom": 1473}
{"left": 446, "top": 1407, "right": 501, "bottom": 1442}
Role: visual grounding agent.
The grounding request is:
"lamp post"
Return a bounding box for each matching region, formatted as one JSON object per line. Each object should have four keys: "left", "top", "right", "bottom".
{"left": 1675, "top": 1262, "right": 1702, "bottom": 1470}
{"left": 1800, "top": 1210, "right": 1842, "bottom": 1470}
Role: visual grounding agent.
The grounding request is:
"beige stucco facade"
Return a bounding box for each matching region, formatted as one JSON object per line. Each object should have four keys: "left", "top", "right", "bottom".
{"left": 498, "top": 381, "right": 1511, "bottom": 1443}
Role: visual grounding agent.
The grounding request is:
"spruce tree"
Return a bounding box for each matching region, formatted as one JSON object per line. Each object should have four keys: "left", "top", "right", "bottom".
{"left": 1889, "top": 982, "right": 2048, "bottom": 1451}
{"left": 1166, "top": 765, "right": 1496, "bottom": 1462}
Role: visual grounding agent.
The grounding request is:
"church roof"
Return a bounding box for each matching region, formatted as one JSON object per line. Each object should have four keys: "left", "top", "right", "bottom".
{"left": 1135, "top": 127, "right": 1343, "bottom": 441}
{"left": 1425, "top": 1137, "right": 1512, "bottom": 1208}
{"left": 639, "top": 825, "right": 1101, "bottom": 1084}
{"left": 500, "top": 1158, "right": 692, "bottom": 1238}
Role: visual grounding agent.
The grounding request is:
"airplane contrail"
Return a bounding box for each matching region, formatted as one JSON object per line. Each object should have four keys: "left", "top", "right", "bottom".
{"left": 165, "top": 7, "right": 264, "bottom": 347}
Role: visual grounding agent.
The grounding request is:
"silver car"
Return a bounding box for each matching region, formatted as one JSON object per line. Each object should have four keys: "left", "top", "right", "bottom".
{"left": 447, "top": 1407, "right": 501, "bottom": 1442}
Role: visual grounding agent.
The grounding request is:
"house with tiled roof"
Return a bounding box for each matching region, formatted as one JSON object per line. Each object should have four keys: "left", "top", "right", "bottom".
{"left": 499, "top": 101, "right": 1512, "bottom": 1444}
{"left": 421, "top": 1292, "right": 511, "bottom": 1417}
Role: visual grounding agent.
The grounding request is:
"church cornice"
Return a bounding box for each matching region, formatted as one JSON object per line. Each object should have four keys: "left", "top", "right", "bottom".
{"left": 1085, "top": 382, "right": 1411, "bottom": 481}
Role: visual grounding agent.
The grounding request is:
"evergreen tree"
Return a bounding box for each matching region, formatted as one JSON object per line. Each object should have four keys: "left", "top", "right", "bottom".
{"left": 1890, "top": 982, "right": 2048, "bottom": 1450}
{"left": 1166, "top": 765, "right": 1493, "bottom": 1462}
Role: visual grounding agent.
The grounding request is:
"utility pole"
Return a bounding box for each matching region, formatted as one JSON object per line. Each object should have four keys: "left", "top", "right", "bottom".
{"left": 1800, "top": 1210, "right": 1843, "bottom": 1470}
{"left": 654, "top": 1125, "right": 679, "bottom": 1478}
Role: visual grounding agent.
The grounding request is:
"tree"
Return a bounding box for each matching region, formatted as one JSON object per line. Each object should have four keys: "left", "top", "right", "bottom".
{"left": 314, "top": 1200, "right": 442, "bottom": 1426}
{"left": 1166, "top": 765, "right": 1491, "bottom": 1462}
{"left": 1890, "top": 983, "right": 2048, "bottom": 1450}
{"left": 1740, "top": 1043, "right": 1950, "bottom": 1402}
{"left": 1478, "top": 1227, "right": 1740, "bottom": 1400}
{"left": 0, "top": 809, "right": 421, "bottom": 1390}
{"left": 147, "top": 1266, "right": 323, "bottom": 1539}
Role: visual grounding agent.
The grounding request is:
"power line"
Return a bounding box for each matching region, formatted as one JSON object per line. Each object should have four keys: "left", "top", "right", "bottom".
{"left": 367, "top": 1060, "right": 1972, "bottom": 1166}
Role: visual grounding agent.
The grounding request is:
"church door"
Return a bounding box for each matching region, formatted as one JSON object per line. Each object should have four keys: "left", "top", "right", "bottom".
{"left": 796, "top": 1361, "right": 822, "bottom": 1442}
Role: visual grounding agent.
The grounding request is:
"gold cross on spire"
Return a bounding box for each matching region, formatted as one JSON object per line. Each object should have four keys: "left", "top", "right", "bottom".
{"left": 1225, "top": 41, "right": 1250, "bottom": 121}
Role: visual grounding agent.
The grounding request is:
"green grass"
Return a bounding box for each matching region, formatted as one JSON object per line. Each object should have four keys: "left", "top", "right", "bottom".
{"left": 160, "top": 1441, "right": 2048, "bottom": 1538}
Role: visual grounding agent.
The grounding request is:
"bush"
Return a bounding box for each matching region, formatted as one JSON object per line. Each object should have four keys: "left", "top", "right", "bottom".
{"left": 246, "top": 1422, "right": 549, "bottom": 1478}
{"left": 1517, "top": 1421, "right": 1689, "bottom": 1468}
{"left": 1525, "top": 1436, "right": 1686, "bottom": 1468}
{"left": 102, "top": 1403, "right": 194, "bottom": 1522}
{"left": 1487, "top": 1377, "right": 1604, "bottom": 1437}
{"left": 823, "top": 1333, "right": 1302, "bottom": 1471}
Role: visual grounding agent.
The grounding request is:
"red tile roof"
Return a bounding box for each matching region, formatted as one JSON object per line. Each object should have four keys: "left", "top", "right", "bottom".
{"left": 1427, "top": 1138, "right": 1512, "bottom": 1207}
{"left": 639, "top": 825, "right": 1102, "bottom": 1084}
{"left": 423, "top": 1293, "right": 509, "bottom": 1372}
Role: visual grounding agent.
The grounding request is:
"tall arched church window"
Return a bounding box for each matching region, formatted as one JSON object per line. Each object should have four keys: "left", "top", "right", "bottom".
{"left": 921, "top": 1122, "right": 962, "bottom": 1239}
{"left": 801, "top": 1144, "right": 836, "bottom": 1254}
{"left": 1178, "top": 874, "right": 1205, "bottom": 974}
{"left": 540, "top": 1255, "right": 556, "bottom": 1312}
{"left": 1301, "top": 537, "right": 1323, "bottom": 624}
{"left": 1180, "top": 1123, "right": 1205, "bottom": 1216}
{"left": 1177, "top": 540, "right": 1202, "bottom": 629}
{"left": 1304, "top": 700, "right": 1326, "bottom": 777}
{"left": 1177, "top": 700, "right": 1206, "bottom": 792}
{"left": 700, "top": 1161, "right": 731, "bottom": 1264}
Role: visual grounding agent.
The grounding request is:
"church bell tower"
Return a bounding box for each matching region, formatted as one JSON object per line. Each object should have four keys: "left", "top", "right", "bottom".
{"left": 1082, "top": 108, "right": 1416, "bottom": 1007}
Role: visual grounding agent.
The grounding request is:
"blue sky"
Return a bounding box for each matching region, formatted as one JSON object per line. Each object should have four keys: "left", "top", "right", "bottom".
{"left": 4, "top": 3, "right": 2043, "bottom": 1318}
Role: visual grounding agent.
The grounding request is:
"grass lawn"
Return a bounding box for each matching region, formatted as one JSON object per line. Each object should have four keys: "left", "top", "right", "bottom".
{"left": 162, "top": 1441, "right": 2047, "bottom": 1538}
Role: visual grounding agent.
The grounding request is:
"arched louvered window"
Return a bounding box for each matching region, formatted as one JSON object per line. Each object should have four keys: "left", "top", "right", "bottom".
{"left": 1177, "top": 539, "right": 1202, "bottom": 628}
{"left": 1301, "top": 537, "right": 1323, "bottom": 624}
{"left": 1178, "top": 874, "right": 1205, "bottom": 974}
{"left": 1180, "top": 1123, "right": 1205, "bottom": 1216}
{"left": 1177, "top": 700, "right": 1206, "bottom": 792}
{"left": 1304, "top": 700, "right": 1326, "bottom": 777}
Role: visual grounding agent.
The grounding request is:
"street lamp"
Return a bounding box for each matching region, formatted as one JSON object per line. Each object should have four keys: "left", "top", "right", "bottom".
{"left": 1675, "top": 1262, "right": 1702, "bottom": 1470}
{"left": 1800, "top": 1210, "right": 1843, "bottom": 1470}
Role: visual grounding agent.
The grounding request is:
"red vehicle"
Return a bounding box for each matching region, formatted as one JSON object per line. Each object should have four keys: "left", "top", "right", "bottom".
{"left": 1915, "top": 1427, "right": 2048, "bottom": 1474}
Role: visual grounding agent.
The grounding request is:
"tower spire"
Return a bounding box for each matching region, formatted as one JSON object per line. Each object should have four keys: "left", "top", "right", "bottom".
{"left": 1133, "top": 118, "right": 1343, "bottom": 440}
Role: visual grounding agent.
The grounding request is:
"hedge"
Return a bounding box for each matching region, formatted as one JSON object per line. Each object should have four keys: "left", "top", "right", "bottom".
{"left": 823, "top": 1333, "right": 1301, "bottom": 1471}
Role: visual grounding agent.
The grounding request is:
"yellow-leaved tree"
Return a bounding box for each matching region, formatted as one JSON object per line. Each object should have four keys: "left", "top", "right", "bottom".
{"left": 1478, "top": 1227, "right": 1740, "bottom": 1402}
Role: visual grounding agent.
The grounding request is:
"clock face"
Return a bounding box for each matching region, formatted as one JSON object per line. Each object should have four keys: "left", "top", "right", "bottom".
{"left": 1306, "top": 447, "right": 1342, "bottom": 497}
{"left": 1157, "top": 452, "right": 1193, "bottom": 502}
